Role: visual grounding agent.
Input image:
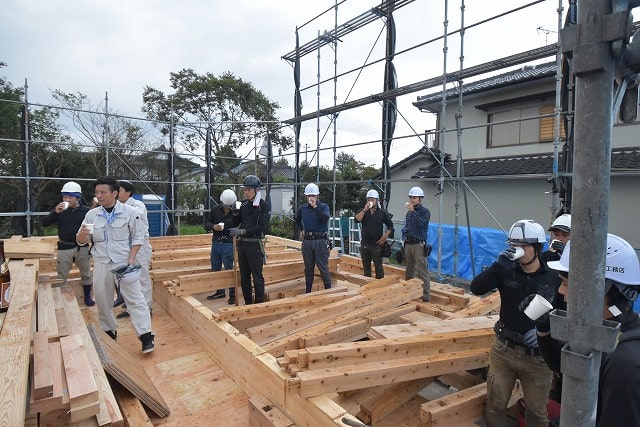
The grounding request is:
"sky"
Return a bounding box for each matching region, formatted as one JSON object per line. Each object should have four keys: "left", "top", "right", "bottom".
{"left": 0, "top": 0, "right": 561, "bottom": 168}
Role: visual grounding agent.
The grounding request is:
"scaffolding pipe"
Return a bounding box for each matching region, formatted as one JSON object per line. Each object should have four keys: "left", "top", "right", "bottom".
{"left": 436, "top": 0, "right": 450, "bottom": 279}
{"left": 23, "top": 79, "right": 32, "bottom": 237}
{"left": 452, "top": 0, "right": 465, "bottom": 279}
{"left": 331, "top": 0, "right": 339, "bottom": 244}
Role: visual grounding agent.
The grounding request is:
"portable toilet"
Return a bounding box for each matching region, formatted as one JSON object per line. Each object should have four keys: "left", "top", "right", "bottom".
{"left": 133, "top": 194, "right": 168, "bottom": 237}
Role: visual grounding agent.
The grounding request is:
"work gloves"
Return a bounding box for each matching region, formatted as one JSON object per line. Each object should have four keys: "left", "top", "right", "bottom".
{"left": 229, "top": 228, "right": 246, "bottom": 237}
{"left": 522, "top": 329, "right": 539, "bottom": 348}
{"left": 497, "top": 248, "right": 519, "bottom": 268}
{"left": 550, "top": 240, "right": 565, "bottom": 254}
{"left": 518, "top": 294, "right": 551, "bottom": 334}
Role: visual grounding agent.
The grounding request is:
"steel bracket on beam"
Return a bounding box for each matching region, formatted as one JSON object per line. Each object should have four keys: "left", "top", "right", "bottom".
{"left": 550, "top": 309, "right": 620, "bottom": 379}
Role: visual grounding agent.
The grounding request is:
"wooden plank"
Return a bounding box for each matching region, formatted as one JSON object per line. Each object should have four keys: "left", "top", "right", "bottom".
{"left": 420, "top": 382, "right": 486, "bottom": 427}
{"left": 59, "top": 286, "right": 123, "bottom": 426}
{"left": 449, "top": 292, "right": 501, "bottom": 318}
{"left": 60, "top": 334, "right": 100, "bottom": 413}
{"left": 32, "top": 331, "right": 54, "bottom": 399}
{"left": 84, "top": 314, "right": 170, "bottom": 418}
{"left": 3, "top": 240, "right": 55, "bottom": 258}
{"left": 37, "top": 282, "right": 60, "bottom": 338}
{"left": 357, "top": 377, "right": 434, "bottom": 425}
{"left": 368, "top": 315, "right": 498, "bottom": 339}
{"left": 248, "top": 395, "right": 295, "bottom": 427}
{"left": 52, "top": 287, "right": 71, "bottom": 337}
{"left": 0, "top": 260, "right": 38, "bottom": 427}
{"left": 150, "top": 257, "right": 211, "bottom": 270}
{"left": 29, "top": 341, "right": 67, "bottom": 414}
{"left": 292, "top": 348, "right": 490, "bottom": 398}
{"left": 110, "top": 381, "right": 154, "bottom": 427}
{"left": 297, "top": 329, "right": 493, "bottom": 371}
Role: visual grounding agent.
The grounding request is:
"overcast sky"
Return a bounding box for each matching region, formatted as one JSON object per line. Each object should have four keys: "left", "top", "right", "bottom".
{"left": 1, "top": 0, "right": 560, "bottom": 168}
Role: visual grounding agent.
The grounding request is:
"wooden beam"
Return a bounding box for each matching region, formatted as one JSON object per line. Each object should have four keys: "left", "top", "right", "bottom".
{"left": 248, "top": 395, "right": 295, "bottom": 427}
{"left": 60, "top": 334, "right": 100, "bottom": 421}
{"left": 59, "top": 286, "right": 123, "bottom": 426}
{"left": 368, "top": 315, "right": 498, "bottom": 339}
{"left": 292, "top": 348, "right": 489, "bottom": 398}
{"left": 29, "top": 340, "right": 68, "bottom": 415}
{"left": 110, "top": 381, "right": 154, "bottom": 427}
{"left": 153, "top": 286, "right": 352, "bottom": 427}
{"left": 32, "top": 331, "right": 54, "bottom": 399}
{"left": 357, "top": 377, "right": 434, "bottom": 425}
{"left": 0, "top": 259, "right": 38, "bottom": 427}
{"left": 37, "top": 282, "right": 59, "bottom": 338}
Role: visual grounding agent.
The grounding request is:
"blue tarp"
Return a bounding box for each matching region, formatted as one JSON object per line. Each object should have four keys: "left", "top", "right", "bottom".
{"left": 423, "top": 223, "right": 510, "bottom": 280}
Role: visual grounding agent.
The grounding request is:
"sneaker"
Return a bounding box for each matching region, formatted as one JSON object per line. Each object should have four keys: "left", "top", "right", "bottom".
{"left": 207, "top": 290, "right": 226, "bottom": 300}
{"left": 227, "top": 296, "right": 235, "bottom": 305}
{"left": 113, "top": 295, "right": 124, "bottom": 307}
{"left": 116, "top": 310, "right": 130, "bottom": 319}
{"left": 105, "top": 330, "right": 117, "bottom": 341}
{"left": 140, "top": 332, "right": 155, "bottom": 353}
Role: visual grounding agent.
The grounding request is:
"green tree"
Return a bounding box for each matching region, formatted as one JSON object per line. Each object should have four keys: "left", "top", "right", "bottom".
{"left": 142, "top": 69, "right": 292, "bottom": 184}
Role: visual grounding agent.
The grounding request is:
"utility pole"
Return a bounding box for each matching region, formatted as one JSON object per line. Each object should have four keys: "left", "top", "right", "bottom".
{"left": 550, "top": 1, "right": 638, "bottom": 425}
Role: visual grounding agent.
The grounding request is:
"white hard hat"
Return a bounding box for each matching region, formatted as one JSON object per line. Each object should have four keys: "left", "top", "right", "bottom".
{"left": 61, "top": 181, "right": 82, "bottom": 194}
{"left": 366, "top": 189, "right": 379, "bottom": 199}
{"left": 220, "top": 189, "right": 237, "bottom": 206}
{"left": 548, "top": 234, "right": 640, "bottom": 286}
{"left": 110, "top": 264, "right": 141, "bottom": 285}
{"left": 304, "top": 183, "right": 320, "bottom": 196}
{"left": 507, "top": 219, "right": 547, "bottom": 244}
{"left": 408, "top": 187, "right": 424, "bottom": 197}
{"left": 549, "top": 214, "right": 571, "bottom": 233}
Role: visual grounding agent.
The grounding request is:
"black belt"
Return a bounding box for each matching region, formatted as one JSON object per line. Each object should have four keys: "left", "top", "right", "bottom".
{"left": 405, "top": 237, "right": 422, "bottom": 245}
{"left": 496, "top": 334, "right": 540, "bottom": 357}
{"left": 304, "top": 232, "right": 327, "bottom": 240}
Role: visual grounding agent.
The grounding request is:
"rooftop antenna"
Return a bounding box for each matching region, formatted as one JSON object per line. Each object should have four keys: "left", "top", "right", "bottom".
{"left": 536, "top": 26, "right": 557, "bottom": 45}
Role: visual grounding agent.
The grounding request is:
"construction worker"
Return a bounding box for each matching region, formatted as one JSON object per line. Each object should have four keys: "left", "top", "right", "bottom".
{"left": 76, "top": 176, "right": 154, "bottom": 353}
{"left": 531, "top": 234, "right": 640, "bottom": 426}
{"left": 401, "top": 186, "right": 431, "bottom": 302}
{"left": 543, "top": 213, "right": 571, "bottom": 262}
{"left": 228, "top": 175, "right": 270, "bottom": 305}
{"left": 295, "top": 183, "right": 332, "bottom": 293}
{"left": 470, "top": 219, "right": 556, "bottom": 427}
{"left": 114, "top": 180, "right": 153, "bottom": 318}
{"left": 42, "top": 181, "right": 94, "bottom": 307}
{"left": 204, "top": 189, "right": 237, "bottom": 304}
{"left": 354, "top": 189, "right": 394, "bottom": 279}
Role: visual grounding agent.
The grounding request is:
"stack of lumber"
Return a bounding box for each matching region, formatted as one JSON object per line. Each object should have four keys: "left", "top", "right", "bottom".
{"left": 30, "top": 283, "right": 122, "bottom": 425}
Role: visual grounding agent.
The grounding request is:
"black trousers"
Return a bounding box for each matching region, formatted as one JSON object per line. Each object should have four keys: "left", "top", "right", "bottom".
{"left": 237, "top": 240, "right": 265, "bottom": 304}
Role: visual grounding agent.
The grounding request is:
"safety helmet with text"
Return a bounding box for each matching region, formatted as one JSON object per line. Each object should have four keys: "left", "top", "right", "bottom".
{"left": 549, "top": 214, "right": 571, "bottom": 233}
{"left": 110, "top": 264, "right": 141, "bottom": 285}
{"left": 366, "top": 189, "right": 379, "bottom": 199}
{"left": 61, "top": 181, "right": 82, "bottom": 196}
{"left": 548, "top": 234, "right": 640, "bottom": 288}
{"left": 220, "top": 189, "right": 237, "bottom": 206}
{"left": 408, "top": 187, "right": 424, "bottom": 197}
{"left": 304, "top": 183, "right": 320, "bottom": 196}
{"left": 241, "top": 175, "right": 261, "bottom": 189}
{"left": 506, "top": 219, "right": 547, "bottom": 245}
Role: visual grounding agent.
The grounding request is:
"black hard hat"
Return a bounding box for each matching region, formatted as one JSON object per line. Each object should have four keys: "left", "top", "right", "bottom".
{"left": 242, "top": 175, "right": 261, "bottom": 188}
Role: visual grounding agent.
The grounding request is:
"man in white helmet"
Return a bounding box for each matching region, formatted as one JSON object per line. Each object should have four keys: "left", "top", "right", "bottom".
{"left": 295, "top": 183, "right": 332, "bottom": 293}
{"left": 42, "top": 181, "right": 94, "bottom": 307}
{"left": 471, "top": 219, "right": 558, "bottom": 427}
{"left": 528, "top": 234, "right": 640, "bottom": 426}
{"left": 401, "top": 186, "right": 431, "bottom": 301}
{"left": 354, "top": 189, "right": 394, "bottom": 278}
{"left": 204, "top": 189, "right": 238, "bottom": 304}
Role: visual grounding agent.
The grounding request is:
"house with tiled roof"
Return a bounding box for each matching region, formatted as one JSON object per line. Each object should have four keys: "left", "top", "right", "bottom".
{"left": 386, "top": 61, "right": 640, "bottom": 248}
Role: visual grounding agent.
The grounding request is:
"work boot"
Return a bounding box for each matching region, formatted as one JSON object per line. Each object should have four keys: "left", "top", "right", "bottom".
{"left": 113, "top": 289, "right": 124, "bottom": 307}
{"left": 207, "top": 289, "right": 226, "bottom": 300}
{"left": 116, "top": 310, "right": 130, "bottom": 319}
{"left": 140, "top": 332, "right": 155, "bottom": 354}
{"left": 105, "top": 330, "right": 117, "bottom": 341}
{"left": 82, "top": 285, "right": 95, "bottom": 307}
{"left": 227, "top": 296, "right": 235, "bottom": 305}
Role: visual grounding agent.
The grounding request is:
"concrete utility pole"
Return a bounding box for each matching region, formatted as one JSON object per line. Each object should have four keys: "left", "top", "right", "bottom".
{"left": 550, "top": 1, "right": 636, "bottom": 425}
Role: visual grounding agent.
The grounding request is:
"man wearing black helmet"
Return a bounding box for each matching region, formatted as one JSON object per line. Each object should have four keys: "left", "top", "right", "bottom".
{"left": 228, "top": 175, "right": 270, "bottom": 305}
